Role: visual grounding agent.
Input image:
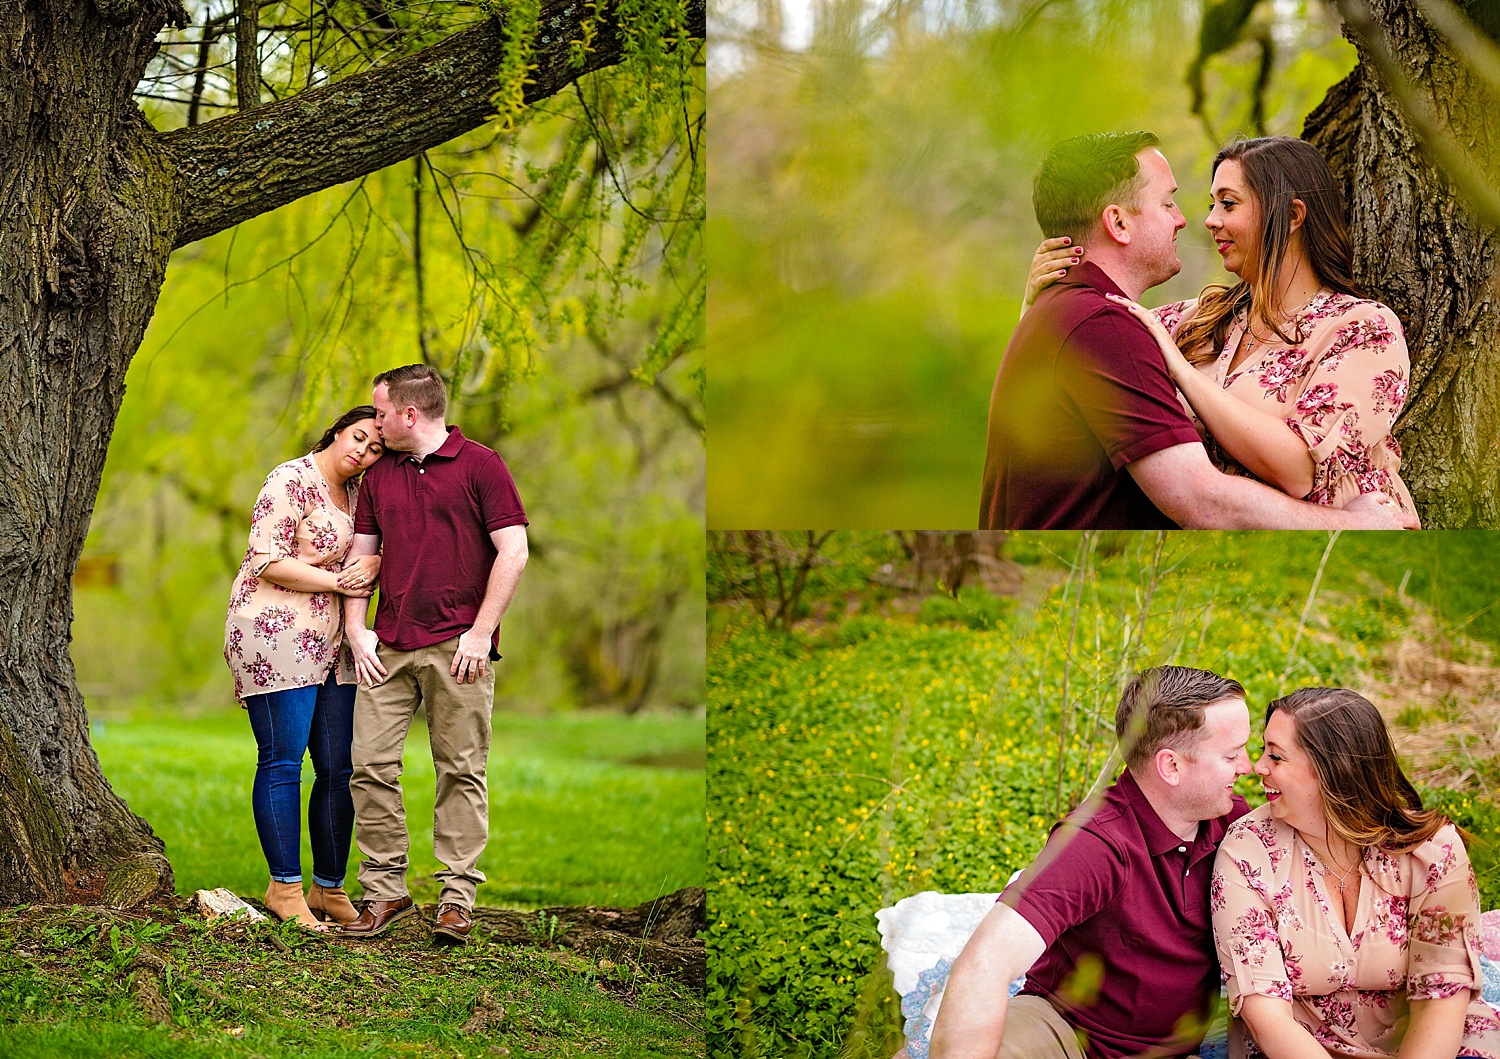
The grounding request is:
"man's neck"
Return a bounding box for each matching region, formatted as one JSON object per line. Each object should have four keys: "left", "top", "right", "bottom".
{"left": 1131, "top": 770, "right": 1203, "bottom": 842}
{"left": 1080, "top": 251, "right": 1146, "bottom": 301}
{"left": 407, "top": 422, "right": 450, "bottom": 460}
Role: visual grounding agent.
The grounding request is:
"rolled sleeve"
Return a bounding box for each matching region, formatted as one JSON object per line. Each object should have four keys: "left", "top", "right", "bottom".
{"left": 245, "top": 464, "right": 305, "bottom": 577}
{"left": 1212, "top": 836, "right": 1293, "bottom": 1016}
{"left": 1284, "top": 305, "right": 1410, "bottom": 504}
{"left": 1406, "top": 827, "right": 1482, "bottom": 1001}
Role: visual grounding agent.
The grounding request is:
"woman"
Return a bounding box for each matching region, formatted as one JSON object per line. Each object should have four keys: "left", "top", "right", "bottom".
{"left": 1025, "top": 136, "right": 1416, "bottom": 518}
{"left": 1212, "top": 688, "right": 1500, "bottom": 1057}
{"left": 224, "top": 407, "right": 384, "bottom": 930}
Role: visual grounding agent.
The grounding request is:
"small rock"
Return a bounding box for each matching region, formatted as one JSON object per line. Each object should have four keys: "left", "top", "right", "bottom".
{"left": 191, "top": 888, "right": 268, "bottom": 923}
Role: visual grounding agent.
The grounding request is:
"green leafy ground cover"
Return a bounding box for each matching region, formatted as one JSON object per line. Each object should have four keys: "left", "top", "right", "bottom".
{"left": 0, "top": 904, "right": 700, "bottom": 1059}
{"left": 95, "top": 710, "right": 706, "bottom": 909}
{"left": 707, "top": 532, "right": 1500, "bottom": 1059}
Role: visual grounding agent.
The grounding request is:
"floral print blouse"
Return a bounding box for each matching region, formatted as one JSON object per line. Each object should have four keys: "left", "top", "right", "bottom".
{"left": 1153, "top": 293, "right": 1415, "bottom": 513}
{"left": 1212, "top": 804, "right": 1500, "bottom": 1057}
{"left": 223, "top": 456, "right": 358, "bottom": 701}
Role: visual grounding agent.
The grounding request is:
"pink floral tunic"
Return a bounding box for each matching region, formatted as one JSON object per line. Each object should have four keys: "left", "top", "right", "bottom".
{"left": 223, "top": 456, "right": 359, "bottom": 701}
{"left": 1212, "top": 804, "right": 1500, "bottom": 1057}
{"left": 1153, "top": 294, "right": 1415, "bottom": 512}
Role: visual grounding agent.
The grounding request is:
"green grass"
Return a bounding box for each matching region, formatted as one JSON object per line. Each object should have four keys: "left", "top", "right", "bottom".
{"left": 95, "top": 710, "right": 706, "bottom": 909}
{"left": 0, "top": 904, "right": 701, "bottom": 1058}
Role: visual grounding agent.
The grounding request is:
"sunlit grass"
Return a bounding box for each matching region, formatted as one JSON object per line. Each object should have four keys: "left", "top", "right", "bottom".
{"left": 95, "top": 709, "right": 705, "bottom": 909}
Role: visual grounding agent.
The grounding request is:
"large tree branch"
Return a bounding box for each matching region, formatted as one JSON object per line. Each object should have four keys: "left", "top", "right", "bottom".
{"left": 161, "top": 0, "right": 706, "bottom": 249}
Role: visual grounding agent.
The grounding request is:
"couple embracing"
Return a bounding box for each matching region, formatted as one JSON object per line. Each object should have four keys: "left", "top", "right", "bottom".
{"left": 222, "top": 364, "right": 529, "bottom": 945}
{"left": 980, "top": 132, "right": 1422, "bottom": 530}
{"left": 931, "top": 666, "right": 1500, "bottom": 1059}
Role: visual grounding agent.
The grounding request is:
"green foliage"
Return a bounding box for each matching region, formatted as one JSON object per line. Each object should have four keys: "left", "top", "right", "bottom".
{"left": 0, "top": 905, "right": 700, "bottom": 1058}
{"left": 95, "top": 710, "right": 705, "bottom": 908}
{"left": 706, "top": 531, "right": 1494, "bottom": 1059}
{"left": 916, "top": 586, "right": 1015, "bottom": 630}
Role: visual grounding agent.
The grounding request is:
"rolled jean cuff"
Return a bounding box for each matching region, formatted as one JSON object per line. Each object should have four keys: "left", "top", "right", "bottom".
{"left": 312, "top": 872, "right": 344, "bottom": 889}
{"left": 270, "top": 871, "right": 303, "bottom": 884}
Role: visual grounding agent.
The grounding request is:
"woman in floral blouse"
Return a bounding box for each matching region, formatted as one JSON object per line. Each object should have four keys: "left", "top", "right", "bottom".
{"left": 1025, "top": 135, "right": 1416, "bottom": 520}
{"left": 1212, "top": 687, "right": 1500, "bottom": 1058}
{"left": 224, "top": 406, "right": 384, "bottom": 930}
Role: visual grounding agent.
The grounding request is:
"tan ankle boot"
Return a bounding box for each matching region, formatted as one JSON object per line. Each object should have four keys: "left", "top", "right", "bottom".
{"left": 307, "top": 883, "right": 359, "bottom": 925}
{"left": 264, "top": 879, "right": 327, "bottom": 930}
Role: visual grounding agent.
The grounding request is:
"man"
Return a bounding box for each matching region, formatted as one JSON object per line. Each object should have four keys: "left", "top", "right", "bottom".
{"left": 978, "top": 132, "right": 1416, "bottom": 530}
{"left": 340, "top": 364, "right": 529, "bottom": 945}
{"left": 929, "top": 666, "right": 1254, "bottom": 1059}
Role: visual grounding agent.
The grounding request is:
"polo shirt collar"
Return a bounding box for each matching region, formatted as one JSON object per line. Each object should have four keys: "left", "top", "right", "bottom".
{"left": 1118, "top": 768, "right": 1204, "bottom": 857}
{"left": 396, "top": 425, "right": 466, "bottom": 465}
{"left": 1063, "top": 259, "right": 1129, "bottom": 300}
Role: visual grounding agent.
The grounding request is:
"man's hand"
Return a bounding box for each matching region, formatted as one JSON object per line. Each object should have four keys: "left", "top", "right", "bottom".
{"left": 450, "top": 626, "right": 494, "bottom": 684}
{"left": 1344, "top": 490, "right": 1421, "bottom": 529}
{"left": 347, "top": 625, "right": 387, "bottom": 686}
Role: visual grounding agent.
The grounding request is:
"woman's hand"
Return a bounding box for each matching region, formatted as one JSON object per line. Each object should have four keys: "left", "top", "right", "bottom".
{"left": 1021, "top": 237, "right": 1080, "bottom": 316}
{"left": 337, "top": 554, "right": 380, "bottom": 594}
{"left": 1105, "top": 293, "right": 1190, "bottom": 381}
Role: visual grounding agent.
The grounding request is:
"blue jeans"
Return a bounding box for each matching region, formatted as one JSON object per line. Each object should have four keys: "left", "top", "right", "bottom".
{"left": 244, "top": 671, "right": 355, "bottom": 886}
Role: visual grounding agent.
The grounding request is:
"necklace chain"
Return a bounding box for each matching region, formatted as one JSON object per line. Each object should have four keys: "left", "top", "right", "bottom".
{"left": 1239, "top": 288, "right": 1325, "bottom": 351}
{"left": 1319, "top": 848, "right": 1362, "bottom": 893}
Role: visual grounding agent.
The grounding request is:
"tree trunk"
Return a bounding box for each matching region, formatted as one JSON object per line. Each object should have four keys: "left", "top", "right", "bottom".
{"left": 0, "top": 0, "right": 704, "bottom": 905}
{"left": 1304, "top": 0, "right": 1500, "bottom": 527}
{"left": 0, "top": 0, "right": 187, "bottom": 905}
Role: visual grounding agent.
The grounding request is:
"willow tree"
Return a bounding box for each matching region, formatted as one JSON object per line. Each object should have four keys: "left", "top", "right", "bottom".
{"left": 0, "top": 0, "right": 703, "bottom": 905}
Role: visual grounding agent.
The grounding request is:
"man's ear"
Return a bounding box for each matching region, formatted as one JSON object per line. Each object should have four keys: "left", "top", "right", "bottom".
{"left": 1288, "top": 197, "right": 1307, "bottom": 234}
{"left": 1101, "top": 204, "right": 1131, "bottom": 247}
{"left": 1154, "top": 746, "right": 1181, "bottom": 787}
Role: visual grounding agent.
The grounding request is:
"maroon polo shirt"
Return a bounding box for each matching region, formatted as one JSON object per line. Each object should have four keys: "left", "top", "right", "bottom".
{"left": 1001, "top": 769, "right": 1249, "bottom": 1059}
{"left": 979, "top": 261, "right": 1202, "bottom": 529}
{"left": 354, "top": 426, "right": 528, "bottom": 651}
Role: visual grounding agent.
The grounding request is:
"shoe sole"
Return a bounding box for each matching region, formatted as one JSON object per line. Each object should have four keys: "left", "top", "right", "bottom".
{"left": 341, "top": 904, "right": 419, "bottom": 939}
{"left": 431, "top": 924, "right": 471, "bottom": 947}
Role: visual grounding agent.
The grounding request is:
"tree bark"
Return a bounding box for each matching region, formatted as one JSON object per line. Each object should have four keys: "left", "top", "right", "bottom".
{"left": 0, "top": 0, "right": 703, "bottom": 904}
{"left": 1304, "top": 0, "right": 1500, "bottom": 526}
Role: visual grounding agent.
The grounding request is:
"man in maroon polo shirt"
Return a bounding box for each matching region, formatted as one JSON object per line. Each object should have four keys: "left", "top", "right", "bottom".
{"left": 339, "top": 364, "right": 529, "bottom": 945}
{"left": 978, "top": 132, "right": 1414, "bottom": 530}
{"left": 930, "top": 666, "right": 1254, "bottom": 1059}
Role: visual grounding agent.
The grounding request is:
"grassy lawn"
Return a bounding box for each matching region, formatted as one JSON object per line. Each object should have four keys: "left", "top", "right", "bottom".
{"left": 95, "top": 709, "right": 706, "bottom": 909}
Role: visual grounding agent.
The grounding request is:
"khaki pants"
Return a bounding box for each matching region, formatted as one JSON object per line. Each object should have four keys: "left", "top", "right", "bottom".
{"left": 349, "top": 636, "right": 494, "bottom": 908}
{"left": 997, "top": 996, "right": 1089, "bottom": 1059}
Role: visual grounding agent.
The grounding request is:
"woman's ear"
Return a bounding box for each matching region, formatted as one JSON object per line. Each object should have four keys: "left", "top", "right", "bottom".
{"left": 1288, "top": 197, "right": 1307, "bottom": 234}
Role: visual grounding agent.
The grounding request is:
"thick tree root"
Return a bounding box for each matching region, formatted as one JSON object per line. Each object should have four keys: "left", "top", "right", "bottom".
{"left": 468, "top": 886, "right": 705, "bottom": 987}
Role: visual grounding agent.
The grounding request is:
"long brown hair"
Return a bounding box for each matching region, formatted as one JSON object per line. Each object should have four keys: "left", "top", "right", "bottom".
{"left": 1266, "top": 687, "right": 1453, "bottom": 853}
{"left": 1175, "top": 137, "right": 1362, "bottom": 366}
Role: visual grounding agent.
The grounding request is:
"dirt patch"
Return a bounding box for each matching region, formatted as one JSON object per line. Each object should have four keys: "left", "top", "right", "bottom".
{"left": 1358, "top": 610, "right": 1500, "bottom": 790}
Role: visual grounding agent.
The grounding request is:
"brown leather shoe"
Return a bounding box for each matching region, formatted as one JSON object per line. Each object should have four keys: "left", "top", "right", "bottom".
{"left": 432, "top": 903, "right": 473, "bottom": 946}
{"left": 340, "top": 896, "right": 417, "bottom": 939}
